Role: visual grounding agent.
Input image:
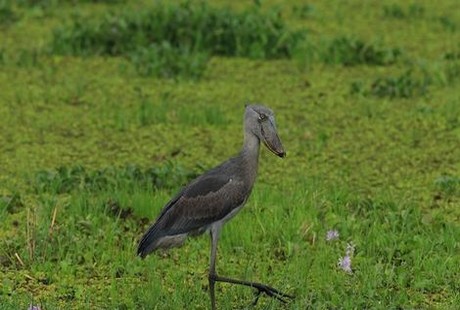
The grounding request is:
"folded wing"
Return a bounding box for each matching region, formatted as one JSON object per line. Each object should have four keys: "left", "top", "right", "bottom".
{"left": 137, "top": 174, "right": 247, "bottom": 258}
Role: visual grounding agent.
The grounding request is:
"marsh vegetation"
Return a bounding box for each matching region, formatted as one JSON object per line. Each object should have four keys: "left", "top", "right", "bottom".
{"left": 0, "top": 0, "right": 459, "bottom": 308}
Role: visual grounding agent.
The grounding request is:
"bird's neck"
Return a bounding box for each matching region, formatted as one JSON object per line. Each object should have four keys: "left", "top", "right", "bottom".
{"left": 240, "top": 131, "right": 260, "bottom": 185}
{"left": 242, "top": 131, "right": 260, "bottom": 159}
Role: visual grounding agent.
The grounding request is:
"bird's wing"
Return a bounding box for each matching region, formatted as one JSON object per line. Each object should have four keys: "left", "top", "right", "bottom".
{"left": 138, "top": 173, "right": 248, "bottom": 257}
{"left": 160, "top": 174, "right": 247, "bottom": 234}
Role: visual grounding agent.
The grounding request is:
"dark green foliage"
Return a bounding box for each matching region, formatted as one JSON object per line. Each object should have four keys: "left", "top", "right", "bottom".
{"left": 444, "top": 62, "right": 460, "bottom": 84}
{"left": 322, "top": 37, "right": 401, "bottom": 66}
{"left": 0, "top": 48, "right": 44, "bottom": 67}
{"left": 15, "top": 0, "right": 58, "bottom": 9}
{"left": 351, "top": 70, "right": 431, "bottom": 98}
{"left": 0, "top": 193, "right": 23, "bottom": 214}
{"left": 33, "top": 164, "right": 200, "bottom": 194}
{"left": 16, "top": 0, "right": 124, "bottom": 7}
{"left": 370, "top": 70, "right": 429, "bottom": 98}
{"left": 130, "top": 43, "right": 209, "bottom": 79}
{"left": 51, "top": 2, "right": 304, "bottom": 59}
{"left": 351, "top": 61, "right": 460, "bottom": 98}
{"left": 349, "top": 80, "right": 365, "bottom": 95}
{"left": 383, "top": 3, "right": 425, "bottom": 19}
{"left": 438, "top": 16, "right": 457, "bottom": 32}
{"left": 50, "top": 2, "right": 305, "bottom": 78}
{"left": 15, "top": 49, "right": 42, "bottom": 67}
{"left": 435, "top": 175, "right": 460, "bottom": 197}
{"left": 0, "top": 0, "right": 17, "bottom": 25}
{"left": 444, "top": 50, "right": 460, "bottom": 60}
{"left": 295, "top": 37, "right": 402, "bottom": 69}
{"left": 292, "top": 4, "right": 315, "bottom": 19}
{"left": 383, "top": 4, "right": 405, "bottom": 19}
{"left": 0, "top": 48, "right": 4, "bottom": 64}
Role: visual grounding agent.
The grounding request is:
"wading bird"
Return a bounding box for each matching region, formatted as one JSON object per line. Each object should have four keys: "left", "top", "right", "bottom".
{"left": 138, "top": 104, "right": 293, "bottom": 309}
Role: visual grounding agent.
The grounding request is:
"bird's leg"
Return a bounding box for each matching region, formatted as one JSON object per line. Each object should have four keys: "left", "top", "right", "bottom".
{"left": 208, "top": 226, "right": 220, "bottom": 310}
{"left": 208, "top": 225, "right": 294, "bottom": 309}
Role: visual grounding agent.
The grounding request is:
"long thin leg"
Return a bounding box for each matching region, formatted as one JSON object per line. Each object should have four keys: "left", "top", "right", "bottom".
{"left": 209, "top": 225, "right": 220, "bottom": 310}
{"left": 207, "top": 224, "right": 294, "bottom": 309}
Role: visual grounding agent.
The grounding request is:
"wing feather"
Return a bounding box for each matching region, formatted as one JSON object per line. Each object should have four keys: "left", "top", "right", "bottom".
{"left": 137, "top": 173, "right": 248, "bottom": 258}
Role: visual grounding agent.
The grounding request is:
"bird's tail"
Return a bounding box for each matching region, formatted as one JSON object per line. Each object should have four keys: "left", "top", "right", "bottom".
{"left": 137, "top": 222, "right": 162, "bottom": 258}
{"left": 137, "top": 224, "right": 187, "bottom": 258}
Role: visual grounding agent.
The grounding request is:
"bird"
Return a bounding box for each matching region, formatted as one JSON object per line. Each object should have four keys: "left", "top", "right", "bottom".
{"left": 137, "top": 104, "right": 294, "bottom": 309}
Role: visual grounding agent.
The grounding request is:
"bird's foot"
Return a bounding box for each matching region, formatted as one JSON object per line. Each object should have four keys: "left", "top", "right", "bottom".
{"left": 251, "top": 282, "right": 294, "bottom": 305}
{"left": 210, "top": 274, "right": 294, "bottom": 305}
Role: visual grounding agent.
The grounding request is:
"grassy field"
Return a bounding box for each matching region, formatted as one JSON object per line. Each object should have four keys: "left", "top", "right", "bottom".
{"left": 1, "top": 0, "right": 459, "bottom": 309}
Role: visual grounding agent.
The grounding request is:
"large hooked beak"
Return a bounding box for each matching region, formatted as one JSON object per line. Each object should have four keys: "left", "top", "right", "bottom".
{"left": 261, "top": 116, "right": 286, "bottom": 158}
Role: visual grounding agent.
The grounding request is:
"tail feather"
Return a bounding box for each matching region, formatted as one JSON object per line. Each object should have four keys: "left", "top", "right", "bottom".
{"left": 137, "top": 224, "right": 187, "bottom": 258}
{"left": 137, "top": 224, "right": 161, "bottom": 258}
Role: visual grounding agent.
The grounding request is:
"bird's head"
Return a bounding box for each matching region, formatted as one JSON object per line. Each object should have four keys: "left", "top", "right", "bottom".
{"left": 245, "top": 104, "right": 286, "bottom": 158}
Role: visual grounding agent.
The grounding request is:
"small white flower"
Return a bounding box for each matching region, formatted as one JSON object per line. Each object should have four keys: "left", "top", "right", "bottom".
{"left": 345, "top": 242, "right": 355, "bottom": 256}
{"left": 338, "top": 255, "right": 352, "bottom": 273}
{"left": 326, "top": 230, "right": 339, "bottom": 241}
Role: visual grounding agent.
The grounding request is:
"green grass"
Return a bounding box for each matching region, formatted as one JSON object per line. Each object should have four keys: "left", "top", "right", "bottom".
{"left": 1, "top": 0, "right": 460, "bottom": 309}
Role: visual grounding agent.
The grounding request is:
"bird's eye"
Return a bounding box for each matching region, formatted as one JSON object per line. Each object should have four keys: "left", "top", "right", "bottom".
{"left": 258, "top": 114, "right": 267, "bottom": 122}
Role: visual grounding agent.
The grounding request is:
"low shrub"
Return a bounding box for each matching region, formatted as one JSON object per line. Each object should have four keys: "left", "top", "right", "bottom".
{"left": 50, "top": 1, "right": 306, "bottom": 78}
{"left": 322, "top": 37, "right": 401, "bottom": 66}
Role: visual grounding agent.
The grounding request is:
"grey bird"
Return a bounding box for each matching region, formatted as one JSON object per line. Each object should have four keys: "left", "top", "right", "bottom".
{"left": 137, "top": 104, "right": 293, "bottom": 309}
